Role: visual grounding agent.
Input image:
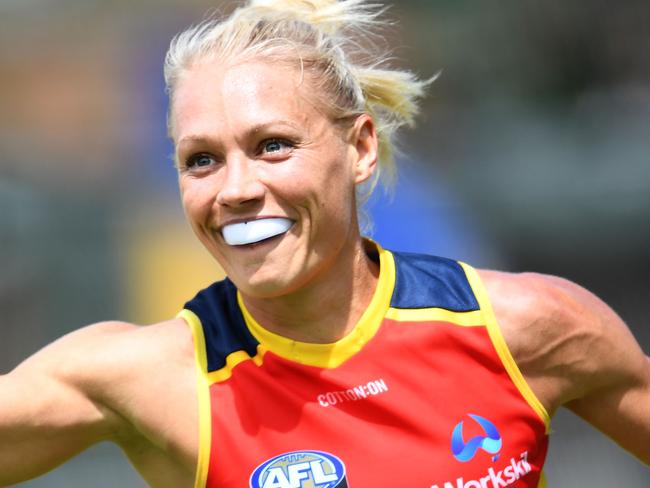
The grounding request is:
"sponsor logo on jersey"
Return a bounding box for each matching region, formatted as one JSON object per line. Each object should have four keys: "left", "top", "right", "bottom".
{"left": 451, "top": 414, "right": 502, "bottom": 462}
{"left": 250, "top": 450, "right": 348, "bottom": 488}
{"left": 430, "top": 451, "right": 532, "bottom": 488}
{"left": 432, "top": 415, "right": 533, "bottom": 487}
{"left": 317, "top": 378, "right": 389, "bottom": 407}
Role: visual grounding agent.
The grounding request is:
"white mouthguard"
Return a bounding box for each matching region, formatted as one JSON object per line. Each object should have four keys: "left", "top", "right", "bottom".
{"left": 222, "top": 218, "right": 293, "bottom": 246}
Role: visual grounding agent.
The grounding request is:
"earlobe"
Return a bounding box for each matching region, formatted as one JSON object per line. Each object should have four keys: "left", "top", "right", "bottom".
{"left": 352, "top": 114, "right": 379, "bottom": 185}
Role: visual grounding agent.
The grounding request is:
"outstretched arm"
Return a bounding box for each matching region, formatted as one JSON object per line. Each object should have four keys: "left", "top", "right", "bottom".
{"left": 546, "top": 276, "right": 650, "bottom": 465}
{"left": 0, "top": 322, "right": 132, "bottom": 485}
{"left": 483, "top": 271, "right": 650, "bottom": 465}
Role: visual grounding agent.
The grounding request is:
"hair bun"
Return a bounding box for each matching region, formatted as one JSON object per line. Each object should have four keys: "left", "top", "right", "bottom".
{"left": 248, "top": 0, "right": 379, "bottom": 36}
{"left": 251, "top": 0, "right": 338, "bottom": 8}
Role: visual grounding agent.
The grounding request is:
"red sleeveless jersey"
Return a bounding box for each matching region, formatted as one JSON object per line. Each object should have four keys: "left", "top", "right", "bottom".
{"left": 179, "top": 243, "right": 550, "bottom": 488}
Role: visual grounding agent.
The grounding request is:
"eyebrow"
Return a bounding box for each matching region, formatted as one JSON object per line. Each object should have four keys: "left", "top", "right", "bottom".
{"left": 176, "top": 135, "right": 215, "bottom": 148}
{"left": 247, "top": 119, "right": 303, "bottom": 134}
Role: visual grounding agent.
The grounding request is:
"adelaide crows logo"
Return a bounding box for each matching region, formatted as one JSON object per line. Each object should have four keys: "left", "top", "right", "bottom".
{"left": 451, "top": 414, "right": 502, "bottom": 462}
{"left": 250, "top": 450, "right": 348, "bottom": 488}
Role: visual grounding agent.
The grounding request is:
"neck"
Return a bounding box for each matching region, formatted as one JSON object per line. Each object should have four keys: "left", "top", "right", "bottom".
{"left": 240, "top": 238, "right": 380, "bottom": 344}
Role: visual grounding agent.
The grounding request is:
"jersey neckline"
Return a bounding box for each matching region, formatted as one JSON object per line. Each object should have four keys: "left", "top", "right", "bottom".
{"left": 237, "top": 240, "right": 396, "bottom": 368}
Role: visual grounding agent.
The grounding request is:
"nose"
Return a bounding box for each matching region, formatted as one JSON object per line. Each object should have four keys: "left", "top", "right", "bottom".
{"left": 216, "top": 154, "right": 265, "bottom": 208}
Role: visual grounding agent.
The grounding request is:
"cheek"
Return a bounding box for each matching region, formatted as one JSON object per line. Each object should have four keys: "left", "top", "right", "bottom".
{"left": 179, "top": 179, "right": 213, "bottom": 224}
{"left": 319, "top": 154, "right": 358, "bottom": 211}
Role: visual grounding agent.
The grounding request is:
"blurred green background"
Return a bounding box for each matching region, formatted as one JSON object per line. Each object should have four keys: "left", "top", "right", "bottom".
{"left": 1, "top": 0, "right": 649, "bottom": 486}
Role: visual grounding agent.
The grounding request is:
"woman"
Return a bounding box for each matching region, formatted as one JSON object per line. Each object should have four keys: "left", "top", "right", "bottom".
{"left": 1, "top": 1, "right": 648, "bottom": 487}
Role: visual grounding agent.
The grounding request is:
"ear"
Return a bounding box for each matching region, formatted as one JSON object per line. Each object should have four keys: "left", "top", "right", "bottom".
{"left": 349, "top": 114, "right": 378, "bottom": 185}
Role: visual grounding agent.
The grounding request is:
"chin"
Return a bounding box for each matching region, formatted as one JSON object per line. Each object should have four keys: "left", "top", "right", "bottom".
{"left": 234, "top": 275, "right": 295, "bottom": 299}
{"left": 233, "top": 259, "right": 320, "bottom": 299}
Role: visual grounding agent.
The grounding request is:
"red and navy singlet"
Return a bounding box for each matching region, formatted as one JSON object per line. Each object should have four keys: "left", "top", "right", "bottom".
{"left": 179, "top": 242, "right": 550, "bottom": 488}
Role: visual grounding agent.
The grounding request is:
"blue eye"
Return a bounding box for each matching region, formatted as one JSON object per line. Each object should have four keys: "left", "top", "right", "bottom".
{"left": 261, "top": 139, "right": 292, "bottom": 156}
{"left": 186, "top": 153, "right": 215, "bottom": 168}
{"left": 265, "top": 140, "right": 284, "bottom": 152}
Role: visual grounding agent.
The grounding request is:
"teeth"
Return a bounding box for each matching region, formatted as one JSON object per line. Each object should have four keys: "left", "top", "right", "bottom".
{"left": 222, "top": 218, "right": 293, "bottom": 246}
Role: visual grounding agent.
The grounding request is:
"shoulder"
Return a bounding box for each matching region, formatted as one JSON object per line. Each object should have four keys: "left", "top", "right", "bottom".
{"left": 3, "top": 318, "right": 200, "bottom": 478}
{"left": 389, "top": 250, "right": 479, "bottom": 311}
{"left": 476, "top": 269, "right": 648, "bottom": 414}
{"left": 14, "top": 318, "right": 195, "bottom": 428}
{"left": 20, "top": 318, "right": 194, "bottom": 380}
{"left": 77, "top": 319, "right": 195, "bottom": 396}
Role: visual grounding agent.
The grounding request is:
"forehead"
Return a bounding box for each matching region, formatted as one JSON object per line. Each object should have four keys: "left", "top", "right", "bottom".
{"left": 171, "top": 60, "right": 321, "bottom": 141}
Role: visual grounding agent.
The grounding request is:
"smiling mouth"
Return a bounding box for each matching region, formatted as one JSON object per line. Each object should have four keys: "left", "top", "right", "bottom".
{"left": 221, "top": 217, "right": 294, "bottom": 246}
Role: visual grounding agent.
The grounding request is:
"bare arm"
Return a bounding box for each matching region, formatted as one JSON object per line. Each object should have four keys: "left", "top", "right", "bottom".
{"left": 482, "top": 271, "right": 650, "bottom": 465}
{"left": 0, "top": 322, "right": 132, "bottom": 485}
{"left": 547, "top": 276, "right": 650, "bottom": 464}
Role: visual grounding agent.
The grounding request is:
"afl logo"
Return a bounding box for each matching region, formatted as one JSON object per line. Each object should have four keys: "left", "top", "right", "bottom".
{"left": 451, "top": 414, "right": 502, "bottom": 462}
{"left": 250, "top": 450, "right": 348, "bottom": 488}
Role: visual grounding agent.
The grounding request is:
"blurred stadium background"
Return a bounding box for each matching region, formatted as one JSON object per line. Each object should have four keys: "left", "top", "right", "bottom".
{"left": 1, "top": 0, "right": 649, "bottom": 486}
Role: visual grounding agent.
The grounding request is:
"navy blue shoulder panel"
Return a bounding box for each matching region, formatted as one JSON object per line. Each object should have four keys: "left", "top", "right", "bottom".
{"left": 184, "top": 278, "right": 260, "bottom": 373}
{"left": 390, "top": 251, "right": 479, "bottom": 312}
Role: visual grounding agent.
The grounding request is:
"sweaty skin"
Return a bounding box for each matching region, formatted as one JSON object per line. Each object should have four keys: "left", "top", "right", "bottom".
{"left": 1, "top": 60, "right": 648, "bottom": 487}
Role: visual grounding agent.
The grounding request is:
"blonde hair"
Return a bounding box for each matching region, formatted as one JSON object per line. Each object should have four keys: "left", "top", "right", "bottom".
{"left": 165, "top": 0, "right": 429, "bottom": 206}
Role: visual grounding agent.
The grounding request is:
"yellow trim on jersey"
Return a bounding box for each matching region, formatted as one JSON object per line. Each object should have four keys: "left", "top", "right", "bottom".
{"left": 459, "top": 263, "right": 552, "bottom": 433}
{"left": 206, "top": 346, "right": 266, "bottom": 385}
{"left": 386, "top": 307, "right": 484, "bottom": 326}
{"left": 238, "top": 243, "right": 396, "bottom": 369}
{"left": 177, "top": 309, "right": 211, "bottom": 488}
{"left": 538, "top": 470, "right": 547, "bottom": 487}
